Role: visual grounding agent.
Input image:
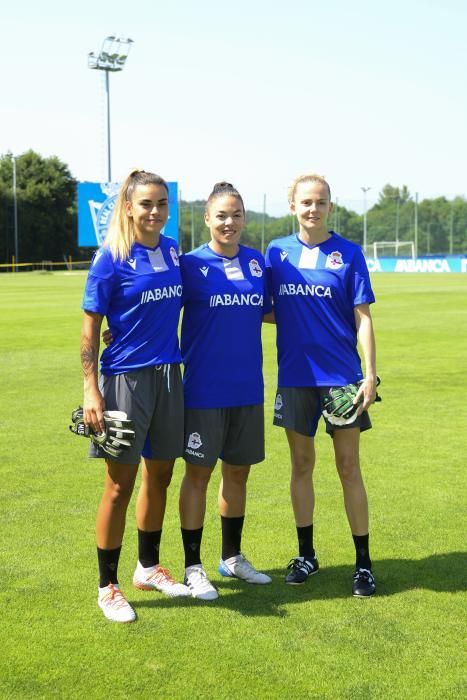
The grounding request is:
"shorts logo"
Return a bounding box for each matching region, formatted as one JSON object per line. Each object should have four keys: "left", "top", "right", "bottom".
{"left": 280, "top": 251, "right": 288, "bottom": 262}
{"left": 249, "top": 259, "right": 262, "bottom": 277}
{"left": 326, "top": 251, "right": 344, "bottom": 269}
{"left": 200, "top": 266, "right": 209, "bottom": 277}
{"left": 187, "top": 432, "right": 202, "bottom": 450}
{"left": 170, "top": 247, "right": 180, "bottom": 267}
{"left": 274, "top": 394, "right": 283, "bottom": 411}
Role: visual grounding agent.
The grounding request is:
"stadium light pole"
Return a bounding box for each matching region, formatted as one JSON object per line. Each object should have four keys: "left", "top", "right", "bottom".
{"left": 9, "top": 154, "right": 19, "bottom": 268}
{"left": 88, "top": 36, "right": 134, "bottom": 182}
{"left": 361, "top": 187, "right": 371, "bottom": 253}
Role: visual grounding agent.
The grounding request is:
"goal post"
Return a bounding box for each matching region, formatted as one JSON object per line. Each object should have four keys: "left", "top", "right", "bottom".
{"left": 369, "top": 241, "right": 415, "bottom": 260}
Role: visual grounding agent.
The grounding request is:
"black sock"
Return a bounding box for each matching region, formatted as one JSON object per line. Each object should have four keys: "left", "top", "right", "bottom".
{"left": 138, "top": 529, "right": 162, "bottom": 568}
{"left": 297, "top": 525, "right": 315, "bottom": 560}
{"left": 352, "top": 533, "right": 372, "bottom": 570}
{"left": 97, "top": 546, "right": 121, "bottom": 588}
{"left": 221, "top": 515, "right": 244, "bottom": 560}
{"left": 181, "top": 527, "right": 203, "bottom": 568}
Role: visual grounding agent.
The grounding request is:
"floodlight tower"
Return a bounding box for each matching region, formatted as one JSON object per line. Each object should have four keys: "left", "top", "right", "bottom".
{"left": 361, "top": 186, "right": 371, "bottom": 253}
{"left": 8, "top": 154, "right": 19, "bottom": 267}
{"left": 88, "top": 36, "right": 134, "bottom": 182}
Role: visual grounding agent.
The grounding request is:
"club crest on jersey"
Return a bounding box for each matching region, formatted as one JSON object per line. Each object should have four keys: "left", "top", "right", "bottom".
{"left": 200, "top": 266, "right": 209, "bottom": 278}
{"left": 280, "top": 251, "right": 288, "bottom": 262}
{"left": 326, "top": 251, "right": 344, "bottom": 269}
{"left": 249, "top": 259, "right": 262, "bottom": 277}
{"left": 170, "top": 247, "right": 180, "bottom": 267}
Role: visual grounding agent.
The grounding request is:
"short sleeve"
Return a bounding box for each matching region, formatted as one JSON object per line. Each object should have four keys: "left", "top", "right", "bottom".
{"left": 351, "top": 248, "right": 375, "bottom": 307}
{"left": 82, "top": 248, "right": 116, "bottom": 315}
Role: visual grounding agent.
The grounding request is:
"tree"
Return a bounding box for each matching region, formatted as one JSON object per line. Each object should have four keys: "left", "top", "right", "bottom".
{"left": 0, "top": 150, "right": 78, "bottom": 263}
{"left": 366, "top": 184, "right": 414, "bottom": 246}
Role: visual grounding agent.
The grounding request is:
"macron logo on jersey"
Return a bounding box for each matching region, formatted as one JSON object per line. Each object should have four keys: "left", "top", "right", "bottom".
{"left": 127, "top": 257, "right": 136, "bottom": 270}
{"left": 209, "top": 293, "right": 263, "bottom": 307}
{"left": 278, "top": 283, "right": 332, "bottom": 299}
{"left": 280, "top": 251, "right": 288, "bottom": 262}
{"left": 200, "top": 266, "right": 209, "bottom": 277}
{"left": 140, "top": 285, "right": 183, "bottom": 304}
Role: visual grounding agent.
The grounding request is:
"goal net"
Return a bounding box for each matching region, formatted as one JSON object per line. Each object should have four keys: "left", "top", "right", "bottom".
{"left": 369, "top": 241, "right": 415, "bottom": 260}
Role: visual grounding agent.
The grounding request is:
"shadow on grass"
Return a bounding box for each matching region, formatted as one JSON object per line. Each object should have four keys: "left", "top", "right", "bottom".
{"left": 132, "top": 551, "right": 467, "bottom": 618}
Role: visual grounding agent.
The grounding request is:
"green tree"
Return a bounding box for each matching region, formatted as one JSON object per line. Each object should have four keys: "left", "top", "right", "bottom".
{"left": 330, "top": 204, "right": 362, "bottom": 244}
{"left": 449, "top": 196, "right": 467, "bottom": 254}
{"left": 367, "top": 184, "right": 415, "bottom": 247}
{"left": 0, "top": 150, "right": 78, "bottom": 263}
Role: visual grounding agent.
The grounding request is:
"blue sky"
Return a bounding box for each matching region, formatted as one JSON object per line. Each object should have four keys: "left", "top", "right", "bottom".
{"left": 2, "top": 0, "right": 466, "bottom": 215}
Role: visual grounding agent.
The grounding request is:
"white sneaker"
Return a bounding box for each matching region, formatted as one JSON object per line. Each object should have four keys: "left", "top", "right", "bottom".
{"left": 133, "top": 562, "right": 190, "bottom": 597}
{"left": 184, "top": 565, "right": 219, "bottom": 600}
{"left": 219, "top": 553, "right": 272, "bottom": 584}
{"left": 98, "top": 583, "right": 136, "bottom": 623}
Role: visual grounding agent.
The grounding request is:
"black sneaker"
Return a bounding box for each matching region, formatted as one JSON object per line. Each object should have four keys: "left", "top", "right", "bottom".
{"left": 352, "top": 568, "right": 376, "bottom": 597}
{"left": 285, "top": 556, "right": 319, "bottom": 584}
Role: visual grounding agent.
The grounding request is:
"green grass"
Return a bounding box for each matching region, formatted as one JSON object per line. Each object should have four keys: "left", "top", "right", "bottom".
{"left": 0, "top": 271, "right": 466, "bottom": 699}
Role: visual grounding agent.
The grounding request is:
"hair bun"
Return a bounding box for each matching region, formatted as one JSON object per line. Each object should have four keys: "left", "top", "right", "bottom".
{"left": 212, "top": 181, "right": 235, "bottom": 193}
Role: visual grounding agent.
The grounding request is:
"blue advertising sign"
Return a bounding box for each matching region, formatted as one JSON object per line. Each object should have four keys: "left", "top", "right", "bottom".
{"left": 366, "top": 256, "right": 467, "bottom": 273}
{"left": 78, "top": 181, "right": 179, "bottom": 247}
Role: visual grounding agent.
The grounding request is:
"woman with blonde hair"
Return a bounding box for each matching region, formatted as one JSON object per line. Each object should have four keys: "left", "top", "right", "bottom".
{"left": 81, "top": 169, "right": 188, "bottom": 623}
{"left": 265, "top": 172, "right": 378, "bottom": 597}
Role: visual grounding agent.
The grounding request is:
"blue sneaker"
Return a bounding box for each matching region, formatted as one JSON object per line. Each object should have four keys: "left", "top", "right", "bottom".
{"left": 218, "top": 554, "right": 272, "bottom": 584}
{"left": 352, "top": 568, "right": 376, "bottom": 597}
{"left": 285, "top": 555, "right": 319, "bottom": 584}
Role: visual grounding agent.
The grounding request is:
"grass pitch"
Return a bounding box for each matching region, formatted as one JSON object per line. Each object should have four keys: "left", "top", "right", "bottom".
{"left": 0, "top": 272, "right": 465, "bottom": 699}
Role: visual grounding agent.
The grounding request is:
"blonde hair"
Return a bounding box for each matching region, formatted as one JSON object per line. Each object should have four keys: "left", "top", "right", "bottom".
{"left": 288, "top": 173, "right": 331, "bottom": 203}
{"left": 104, "top": 169, "right": 168, "bottom": 260}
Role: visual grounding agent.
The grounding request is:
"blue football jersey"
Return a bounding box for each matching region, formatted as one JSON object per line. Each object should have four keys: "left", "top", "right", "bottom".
{"left": 82, "top": 236, "right": 182, "bottom": 374}
{"left": 180, "top": 243, "right": 272, "bottom": 409}
{"left": 265, "top": 232, "right": 375, "bottom": 387}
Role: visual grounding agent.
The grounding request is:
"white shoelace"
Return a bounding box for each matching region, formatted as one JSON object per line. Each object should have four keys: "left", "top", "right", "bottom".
{"left": 187, "top": 568, "right": 213, "bottom": 592}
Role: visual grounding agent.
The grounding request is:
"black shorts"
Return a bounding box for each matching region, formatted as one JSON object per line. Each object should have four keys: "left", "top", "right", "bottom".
{"left": 90, "top": 364, "right": 184, "bottom": 463}
{"left": 273, "top": 386, "right": 372, "bottom": 437}
{"left": 183, "top": 404, "right": 265, "bottom": 468}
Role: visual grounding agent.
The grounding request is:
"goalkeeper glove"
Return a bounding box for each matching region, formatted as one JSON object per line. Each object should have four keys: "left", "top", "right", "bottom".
{"left": 69, "top": 406, "right": 136, "bottom": 458}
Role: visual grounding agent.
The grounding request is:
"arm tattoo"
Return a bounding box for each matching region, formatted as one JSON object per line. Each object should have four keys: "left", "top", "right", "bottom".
{"left": 80, "top": 338, "right": 97, "bottom": 378}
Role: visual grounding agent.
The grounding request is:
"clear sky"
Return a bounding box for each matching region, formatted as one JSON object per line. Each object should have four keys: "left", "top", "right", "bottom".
{"left": 2, "top": 0, "right": 466, "bottom": 216}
